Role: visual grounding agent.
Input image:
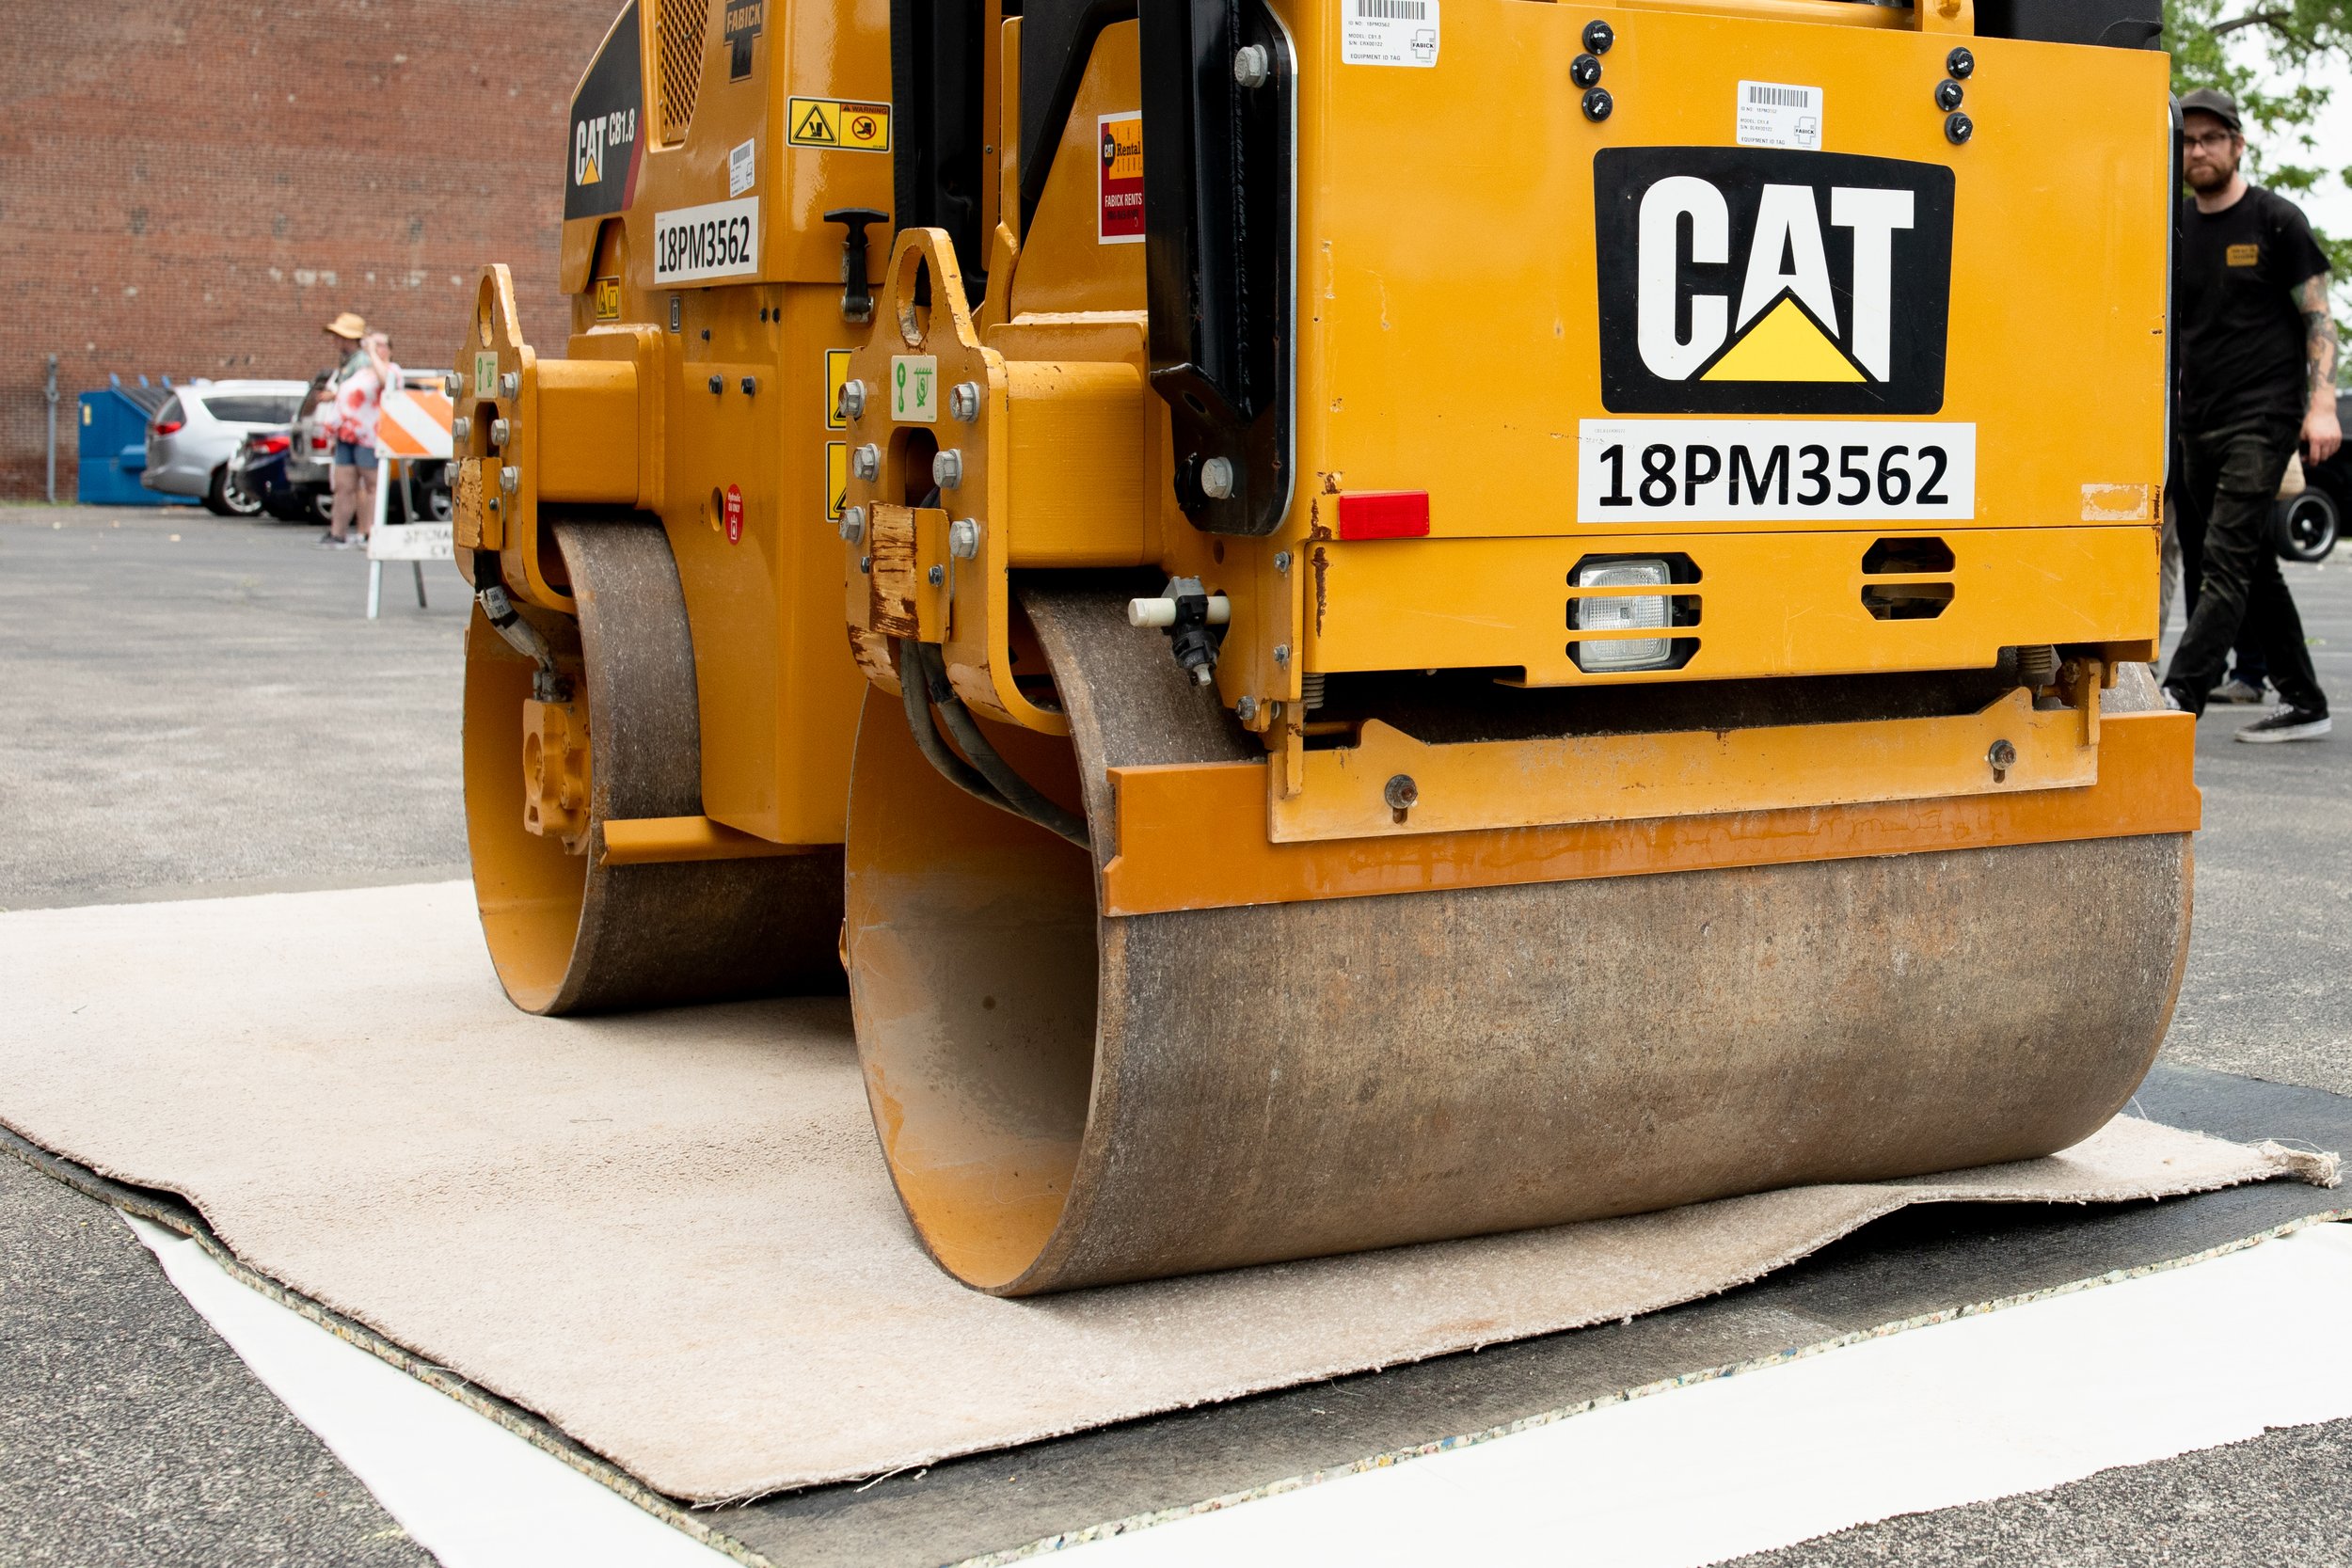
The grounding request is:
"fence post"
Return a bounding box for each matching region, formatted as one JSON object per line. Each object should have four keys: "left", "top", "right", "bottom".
{"left": 44, "top": 355, "right": 59, "bottom": 503}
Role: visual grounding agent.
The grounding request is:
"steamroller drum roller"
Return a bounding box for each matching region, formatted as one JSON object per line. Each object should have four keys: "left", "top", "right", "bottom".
{"left": 464, "top": 520, "right": 844, "bottom": 1015}
{"left": 845, "top": 584, "right": 2191, "bottom": 1296}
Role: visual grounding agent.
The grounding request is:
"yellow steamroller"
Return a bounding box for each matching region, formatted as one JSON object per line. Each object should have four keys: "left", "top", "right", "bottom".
{"left": 456, "top": 0, "right": 2199, "bottom": 1295}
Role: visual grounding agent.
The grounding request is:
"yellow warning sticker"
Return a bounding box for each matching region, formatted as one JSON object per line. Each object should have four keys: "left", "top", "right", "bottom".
{"left": 787, "top": 98, "right": 891, "bottom": 153}
{"left": 826, "top": 441, "right": 849, "bottom": 519}
{"left": 593, "top": 276, "right": 622, "bottom": 321}
{"left": 825, "top": 348, "right": 852, "bottom": 430}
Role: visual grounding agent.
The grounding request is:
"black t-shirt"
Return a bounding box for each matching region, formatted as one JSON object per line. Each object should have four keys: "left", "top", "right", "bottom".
{"left": 2177, "top": 184, "right": 2330, "bottom": 430}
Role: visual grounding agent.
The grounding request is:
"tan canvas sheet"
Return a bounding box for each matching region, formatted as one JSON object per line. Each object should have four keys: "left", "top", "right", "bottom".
{"left": 0, "top": 883, "right": 2308, "bottom": 1503}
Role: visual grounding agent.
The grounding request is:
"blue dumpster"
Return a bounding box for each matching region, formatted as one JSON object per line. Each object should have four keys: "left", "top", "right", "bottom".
{"left": 77, "top": 376, "right": 198, "bottom": 506}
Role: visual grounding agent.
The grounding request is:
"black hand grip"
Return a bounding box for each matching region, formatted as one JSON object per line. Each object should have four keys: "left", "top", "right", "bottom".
{"left": 824, "top": 208, "right": 890, "bottom": 323}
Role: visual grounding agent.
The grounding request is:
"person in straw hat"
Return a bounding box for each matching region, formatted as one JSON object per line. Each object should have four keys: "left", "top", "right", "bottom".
{"left": 318, "top": 312, "right": 401, "bottom": 549}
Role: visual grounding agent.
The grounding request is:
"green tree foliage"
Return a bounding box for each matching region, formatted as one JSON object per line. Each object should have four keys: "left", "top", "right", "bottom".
{"left": 2169, "top": 0, "right": 2352, "bottom": 285}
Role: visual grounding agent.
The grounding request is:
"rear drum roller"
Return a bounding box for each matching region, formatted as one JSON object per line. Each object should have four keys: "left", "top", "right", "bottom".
{"left": 464, "top": 520, "right": 844, "bottom": 1015}
{"left": 845, "top": 583, "right": 2191, "bottom": 1296}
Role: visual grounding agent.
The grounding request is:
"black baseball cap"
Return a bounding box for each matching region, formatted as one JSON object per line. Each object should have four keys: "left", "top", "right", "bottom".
{"left": 2179, "top": 87, "right": 2243, "bottom": 132}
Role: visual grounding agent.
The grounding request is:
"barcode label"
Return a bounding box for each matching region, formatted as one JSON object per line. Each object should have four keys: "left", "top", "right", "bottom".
{"left": 1736, "top": 79, "right": 1822, "bottom": 150}
{"left": 1343, "top": 0, "right": 1438, "bottom": 67}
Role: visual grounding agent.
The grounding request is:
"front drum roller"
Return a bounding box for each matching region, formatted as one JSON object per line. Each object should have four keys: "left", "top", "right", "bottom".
{"left": 464, "top": 520, "right": 844, "bottom": 1015}
{"left": 844, "top": 584, "right": 2192, "bottom": 1297}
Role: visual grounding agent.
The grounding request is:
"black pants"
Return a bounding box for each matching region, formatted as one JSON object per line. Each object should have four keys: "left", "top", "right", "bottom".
{"left": 2177, "top": 503, "right": 2272, "bottom": 687}
{"left": 2163, "top": 417, "right": 2328, "bottom": 715}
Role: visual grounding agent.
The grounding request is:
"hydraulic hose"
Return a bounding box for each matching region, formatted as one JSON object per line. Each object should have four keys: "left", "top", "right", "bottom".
{"left": 898, "top": 639, "right": 1090, "bottom": 849}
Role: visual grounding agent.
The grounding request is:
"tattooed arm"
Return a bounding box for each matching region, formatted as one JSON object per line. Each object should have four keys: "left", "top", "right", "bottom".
{"left": 2298, "top": 271, "right": 2341, "bottom": 463}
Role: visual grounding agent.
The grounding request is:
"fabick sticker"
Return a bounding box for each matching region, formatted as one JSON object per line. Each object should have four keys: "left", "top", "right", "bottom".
{"left": 1099, "top": 112, "right": 1143, "bottom": 244}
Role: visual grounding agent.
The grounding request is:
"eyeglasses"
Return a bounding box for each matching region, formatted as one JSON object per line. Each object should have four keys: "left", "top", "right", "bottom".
{"left": 2184, "top": 131, "right": 2238, "bottom": 150}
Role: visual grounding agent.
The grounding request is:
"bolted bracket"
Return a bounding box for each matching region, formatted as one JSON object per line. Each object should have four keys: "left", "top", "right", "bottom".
{"left": 520, "top": 698, "right": 593, "bottom": 852}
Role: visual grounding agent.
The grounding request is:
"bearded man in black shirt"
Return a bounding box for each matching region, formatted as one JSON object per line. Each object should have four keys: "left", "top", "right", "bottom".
{"left": 2162, "top": 88, "right": 2335, "bottom": 740}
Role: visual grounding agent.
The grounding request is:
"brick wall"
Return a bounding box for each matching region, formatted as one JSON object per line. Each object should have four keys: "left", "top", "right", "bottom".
{"left": 0, "top": 0, "right": 621, "bottom": 498}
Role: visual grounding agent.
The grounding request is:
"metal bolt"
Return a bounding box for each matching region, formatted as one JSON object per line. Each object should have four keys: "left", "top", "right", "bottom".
{"left": 858, "top": 554, "right": 872, "bottom": 574}
{"left": 947, "top": 380, "right": 982, "bottom": 422}
{"left": 1946, "top": 45, "right": 1975, "bottom": 78}
{"left": 1383, "top": 774, "right": 1420, "bottom": 820}
{"left": 1274, "top": 643, "right": 1290, "bottom": 667}
{"left": 499, "top": 371, "right": 519, "bottom": 398}
{"left": 452, "top": 416, "right": 471, "bottom": 442}
{"left": 839, "top": 504, "right": 866, "bottom": 545}
{"left": 1582, "top": 18, "right": 1614, "bottom": 52}
{"left": 1582, "top": 87, "right": 1613, "bottom": 122}
{"left": 1988, "top": 738, "right": 2017, "bottom": 772}
{"left": 490, "top": 418, "right": 511, "bottom": 446}
{"left": 1571, "top": 52, "right": 1602, "bottom": 88}
{"left": 840, "top": 379, "right": 866, "bottom": 420}
{"left": 948, "top": 517, "right": 980, "bottom": 560}
{"left": 1235, "top": 695, "right": 1259, "bottom": 724}
{"left": 1945, "top": 110, "right": 1974, "bottom": 145}
{"left": 1233, "top": 44, "right": 1271, "bottom": 88}
{"left": 499, "top": 465, "right": 519, "bottom": 494}
{"left": 1934, "top": 79, "right": 1963, "bottom": 112}
{"left": 1274, "top": 550, "right": 1292, "bottom": 573}
{"left": 708, "top": 374, "right": 724, "bottom": 394}
{"left": 928, "top": 563, "right": 946, "bottom": 587}
{"left": 740, "top": 375, "right": 757, "bottom": 395}
{"left": 933, "top": 448, "right": 964, "bottom": 490}
{"left": 850, "top": 443, "right": 881, "bottom": 482}
{"left": 1200, "top": 455, "right": 1235, "bottom": 499}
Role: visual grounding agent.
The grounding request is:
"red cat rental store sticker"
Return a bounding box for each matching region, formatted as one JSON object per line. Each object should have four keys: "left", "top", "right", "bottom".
{"left": 724, "top": 483, "right": 744, "bottom": 543}
{"left": 1099, "top": 112, "right": 1143, "bottom": 244}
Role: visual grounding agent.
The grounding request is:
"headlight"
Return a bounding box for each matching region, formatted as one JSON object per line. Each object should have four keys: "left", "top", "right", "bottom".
{"left": 1573, "top": 558, "right": 1673, "bottom": 671}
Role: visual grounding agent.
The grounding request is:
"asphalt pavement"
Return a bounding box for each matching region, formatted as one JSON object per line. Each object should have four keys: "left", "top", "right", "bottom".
{"left": 1, "top": 501, "right": 2346, "bottom": 1564}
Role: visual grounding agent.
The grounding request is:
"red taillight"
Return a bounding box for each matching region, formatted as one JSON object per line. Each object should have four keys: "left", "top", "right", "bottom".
{"left": 1335, "top": 490, "right": 1431, "bottom": 541}
{"left": 154, "top": 419, "right": 183, "bottom": 436}
{"left": 255, "top": 433, "right": 291, "bottom": 455}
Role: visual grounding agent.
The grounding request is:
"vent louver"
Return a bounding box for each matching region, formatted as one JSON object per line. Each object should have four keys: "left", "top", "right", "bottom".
{"left": 655, "top": 0, "right": 710, "bottom": 147}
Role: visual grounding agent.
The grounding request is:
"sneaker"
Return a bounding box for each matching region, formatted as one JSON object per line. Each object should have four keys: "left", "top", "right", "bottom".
{"left": 316, "top": 531, "right": 339, "bottom": 547}
{"left": 2235, "top": 705, "right": 2332, "bottom": 743}
{"left": 2160, "top": 687, "right": 2188, "bottom": 712}
{"left": 2208, "top": 677, "right": 2266, "bottom": 705}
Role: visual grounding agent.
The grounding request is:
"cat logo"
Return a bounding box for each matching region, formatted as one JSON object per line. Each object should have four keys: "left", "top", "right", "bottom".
{"left": 564, "top": 0, "right": 644, "bottom": 221}
{"left": 1594, "top": 148, "right": 1955, "bottom": 415}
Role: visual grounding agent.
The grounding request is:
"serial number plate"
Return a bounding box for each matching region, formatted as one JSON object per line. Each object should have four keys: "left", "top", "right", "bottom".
{"left": 652, "top": 197, "right": 760, "bottom": 284}
{"left": 1576, "top": 420, "right": 1977, "bottom": 524}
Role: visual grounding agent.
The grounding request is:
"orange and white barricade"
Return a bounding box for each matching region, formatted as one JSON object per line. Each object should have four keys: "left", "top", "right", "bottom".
{"left": 368, "top": 381, "right": 457, "bottom": 619}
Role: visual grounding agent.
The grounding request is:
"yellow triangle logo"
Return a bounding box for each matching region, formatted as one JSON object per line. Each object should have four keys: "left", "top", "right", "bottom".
{"left": 580, "top": 148, "right": 601, "bottom": 185}
{"left": 1701, "top": 296, "right": 1867, "bottom": 383}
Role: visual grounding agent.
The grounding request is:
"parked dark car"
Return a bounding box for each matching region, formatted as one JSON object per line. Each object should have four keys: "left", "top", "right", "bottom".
{"left": 232, "top": 431, "right": 330, "bottom": 524}
{"left": 2278, "top": 390, "right": 2351, "bottom": 562}
{"left": 231, "top": 426, "right": 451, "bottom": 526}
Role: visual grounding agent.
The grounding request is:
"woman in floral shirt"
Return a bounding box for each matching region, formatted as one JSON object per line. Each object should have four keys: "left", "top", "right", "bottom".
{"left": 325, "top": 330, "right": 401, "bottom": 548}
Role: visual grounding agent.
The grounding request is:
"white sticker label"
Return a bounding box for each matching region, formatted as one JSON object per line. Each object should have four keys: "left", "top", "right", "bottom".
{"left": 1737, "top": 81, "right": 1823, "bottom": 150}
{"left": 891, "top": 354, "right": 938, "bottom": 423}
{"left": 652, "top": 197, "right": 760, "bottom": 284}
{"left": 1576, "top": 420, "right": 1976, "bottom": 524}
{"left": 728, "top": 137, "right": 755, "bottom": 197}
{"left": 1343, "top": 0, "right": 1438, "bottom": 68}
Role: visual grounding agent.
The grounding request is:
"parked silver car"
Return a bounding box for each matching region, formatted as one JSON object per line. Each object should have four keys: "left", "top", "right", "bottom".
{"left": 143, "top": 380, "right": 310, "bottom": 515}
